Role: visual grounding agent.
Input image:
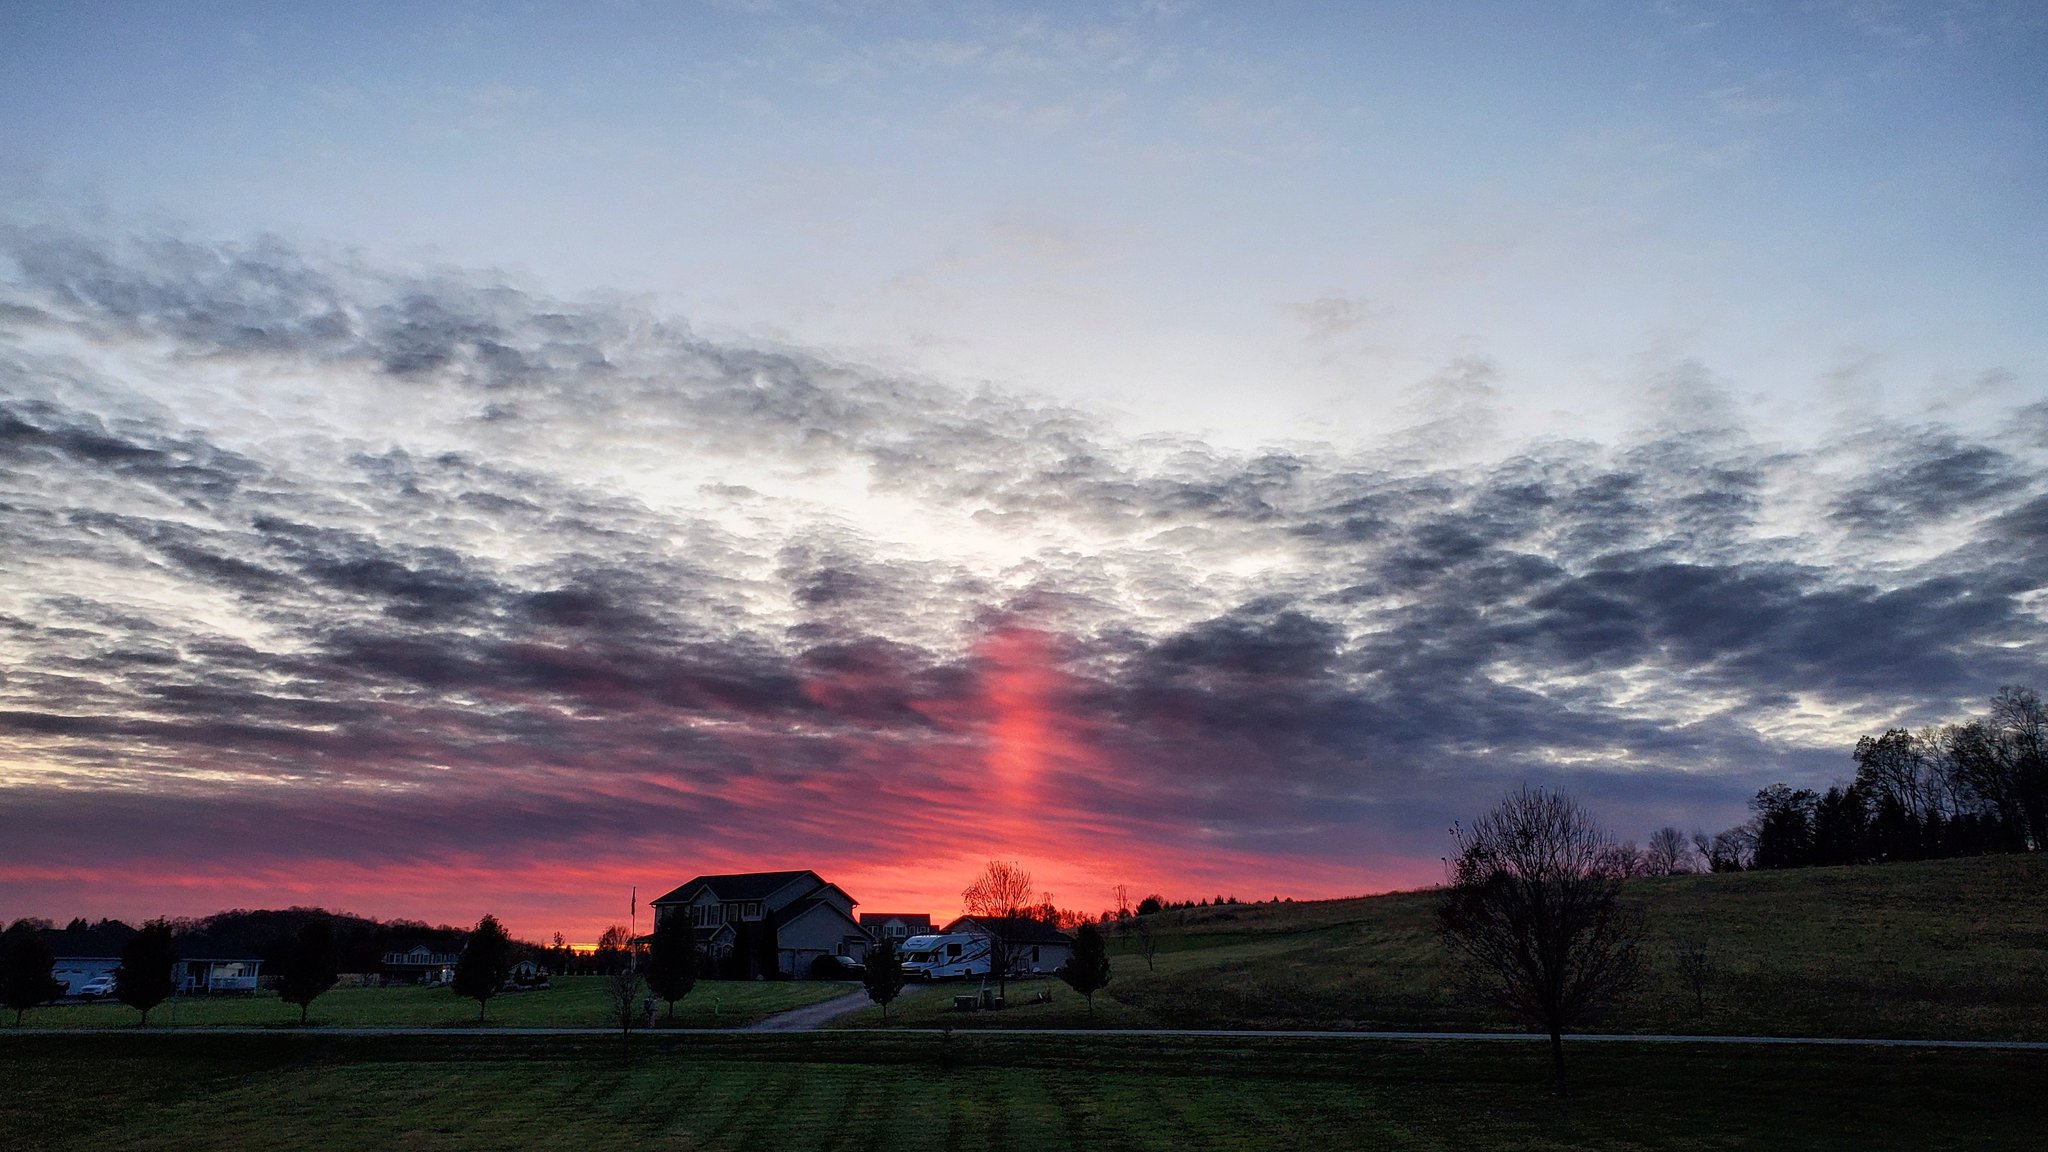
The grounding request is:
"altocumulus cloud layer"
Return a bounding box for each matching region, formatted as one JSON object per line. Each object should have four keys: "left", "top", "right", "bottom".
{"left": 2, "top": 226, "right": 2044, "bottom": 934}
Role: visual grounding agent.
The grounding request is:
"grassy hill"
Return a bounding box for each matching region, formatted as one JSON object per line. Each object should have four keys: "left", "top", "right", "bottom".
{"left": 838, "top": 853, "right": 2048, "bottom": 1039}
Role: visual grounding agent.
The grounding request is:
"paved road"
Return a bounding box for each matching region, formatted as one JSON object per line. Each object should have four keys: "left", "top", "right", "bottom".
{"left": 5, "top": 1023, "right": 2045, "bottom": 1049}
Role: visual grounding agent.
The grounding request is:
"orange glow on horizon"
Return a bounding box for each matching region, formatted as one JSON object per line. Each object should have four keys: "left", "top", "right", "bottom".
{"left": 2, "top": 620, "right": 1442, "bottom": 943}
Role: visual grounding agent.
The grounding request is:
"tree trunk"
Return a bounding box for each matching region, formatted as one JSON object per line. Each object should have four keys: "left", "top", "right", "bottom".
{"left": 300, "top": 1001, "right": 309, "bottom": 1025}
{"left": 1549, "top": 1029, "right": 1567, "bottom": 1096}
{"left": 478, "top": 998, "right": 486, "bottom": 1024}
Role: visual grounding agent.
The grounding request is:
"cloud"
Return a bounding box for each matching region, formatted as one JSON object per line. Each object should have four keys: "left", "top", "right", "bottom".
{"left": 1, "top": 224, "right": 2043, "bottom": 934}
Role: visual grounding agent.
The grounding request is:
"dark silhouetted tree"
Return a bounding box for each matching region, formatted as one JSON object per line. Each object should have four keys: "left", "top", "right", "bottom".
{"left": 1060, "top": 921, "right": 1111, "bottom": 1016}
{"left": 116, "top": 919, "right": 178, "bottom": 1026}
{"left": 593, "top": 923, "right": 632, "bottom": 974}
{"left": 1811, "top": 783, "right": 1870, "bottom": 865}
{"left": 863, "top": 938, "right": 906, "bottom": 1022}
{"left": 1, "top": 924, "right": 64, "bottom": 1025}
{"left": 1702, "top": 826, "right": 1754, "bottom": 872}
{"left": 1751, "top": 784, "right": 1819, "bottom": 869}
{"left": 1645, "top": 826, "right": 1690, "bottom": 875}
{"left": 1135, "top": 894, "right": 1163, "bottom": 916}
{"left": 1673, "top": 936, "right": 1712, "bottom": 1012}
{"left": 275, "top": 918, "right": 339, "bottom": 1025}
{"left": 645, "top": 914, "right": 697, "bottom": 1022}
{"left": 963, "top": 860, "right": 1034, "bottom": 1000}
{"left": 606, "top": 965, "right": 645, "bottom": 1053}
{"left": 1123, "top": 910, "right": 1159, "bottom": 972}
{"left": 1438, "top": 788, "right": 1645, "bottom": 1096}
{"left": 452, "top": 914, "right": 513, "bottom": 1023}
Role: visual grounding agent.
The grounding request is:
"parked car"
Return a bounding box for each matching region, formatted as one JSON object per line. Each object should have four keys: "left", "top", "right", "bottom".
{"left": 810, "top": 954, "right": 865, "bottom": 978}
{"left": 76, "top": 974, "right": 117, "bottom": 999}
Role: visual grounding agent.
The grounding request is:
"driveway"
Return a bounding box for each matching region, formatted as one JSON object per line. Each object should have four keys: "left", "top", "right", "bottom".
{"left": 745, "top": 984, "right": 931, "bottom": 1031}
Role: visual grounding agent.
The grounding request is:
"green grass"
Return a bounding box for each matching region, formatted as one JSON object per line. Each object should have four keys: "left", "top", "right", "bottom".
{"left": 2, "top": 1031, "right": 2040, "bottom": 1150}
{"left": 838, "top": 854, "right": 2048, "bottom": 1039}
{"left": 7, "top": 977, "right": 854, "bottom": 1030}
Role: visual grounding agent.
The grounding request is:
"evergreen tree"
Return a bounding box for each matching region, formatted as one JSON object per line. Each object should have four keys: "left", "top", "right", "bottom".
{"left": 644, "top": 914, "right": 697, "bottom": 1021}
{"left": 862, "top": 939, "right": 906, "bottom": 1022}
{"left": 1059, "top": 921, "right": 1112, "bottom": 1016}
{"left": 116, "top": 919, "right": 177, "bottom": 1026}
{"left": 1, "top": 924, "right": 64, "bottom": 1026}
{"left": 451, "top": 914, "right": 513, "bottom": 1023}
{"left": 275, "top": 919, "right": 340, "bottom": 1025}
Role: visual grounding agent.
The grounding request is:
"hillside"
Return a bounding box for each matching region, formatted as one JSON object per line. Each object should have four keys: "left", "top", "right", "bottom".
{"left": 838, "top": 853, "right": 2048, "bottom": 1039}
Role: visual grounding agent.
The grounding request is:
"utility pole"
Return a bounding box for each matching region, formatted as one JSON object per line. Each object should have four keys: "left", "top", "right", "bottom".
{"left": 629, "top": 886, "right": 638, "bottom": 972}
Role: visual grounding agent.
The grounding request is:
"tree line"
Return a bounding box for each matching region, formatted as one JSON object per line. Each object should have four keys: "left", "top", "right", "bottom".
{"left": 1699, "top": 685, "right": 2045, "bottom": 872}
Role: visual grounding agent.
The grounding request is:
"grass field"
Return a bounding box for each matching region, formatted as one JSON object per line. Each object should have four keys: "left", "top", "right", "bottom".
{"left": 2, "top": 1031, "right": 2041, "bottom": 1151}
{"left": 7, "top": 977, "right": 853, "bottom": 1030}
{"left": 837, "top": 853, "right": 2048, "bottom": 1039}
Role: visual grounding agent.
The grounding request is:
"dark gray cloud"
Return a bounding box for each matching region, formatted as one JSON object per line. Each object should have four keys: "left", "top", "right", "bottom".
{"left": 1, "top": 225, "right": 2043, "bottom": 915}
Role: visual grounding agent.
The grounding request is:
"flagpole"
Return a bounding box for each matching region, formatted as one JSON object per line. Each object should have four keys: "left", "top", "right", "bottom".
{"left": 630, "top": 886, "right": 638, "bottom": 972}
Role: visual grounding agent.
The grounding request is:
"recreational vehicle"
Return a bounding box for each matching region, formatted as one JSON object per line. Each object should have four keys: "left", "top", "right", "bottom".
{"left": 897, "top": 933, "right": 994, "bottom": 980}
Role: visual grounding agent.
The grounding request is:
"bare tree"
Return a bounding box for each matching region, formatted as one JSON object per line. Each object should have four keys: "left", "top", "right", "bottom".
{"left": 1673, "top": 936, "right": 1712, "bottom": 1011}
{"left": 1645, "top": 826, "right": 1691, "bottom": 875}
{"left": 1125, "top": 913, "right": 1160, "bottom": 972}
{"left": 1607, "top": 839, "right": 1647, "bottom": 877}
{"left": 1438, "top": 788, "right": 1646, "bottom": 1096}
{"left": 962, "top": 860, "right": 1034, "bottom": 1000}
{"left": 606, "top": 966, "right": 646, "bottom": 1057}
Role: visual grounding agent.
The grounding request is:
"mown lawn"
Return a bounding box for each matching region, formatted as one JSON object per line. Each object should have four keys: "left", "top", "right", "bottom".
{"left": 8, "top": 976, "right": 853, "bottom": 1030}
{"left": 838, "top": 853, "right": 2048, "bottom": 1039}
{"left": 1, "top": 1031, "right": 2039, "bottom": 1151}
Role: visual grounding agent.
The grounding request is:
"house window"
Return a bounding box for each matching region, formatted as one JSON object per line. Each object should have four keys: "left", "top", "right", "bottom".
{"left": 723, "top": 904, "right": 739, "bottom": 923}
{"left": 744, "top": 902, "right": 761, "bottom": 920}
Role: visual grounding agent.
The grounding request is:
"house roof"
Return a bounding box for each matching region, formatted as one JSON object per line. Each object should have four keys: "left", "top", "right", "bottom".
{"left": 858, "top": 912, "right": 932, "bottom": 927}
{"left": 650, "top": 870, "right": 819, "bottom": 906}
{"left": 777, "top": 897, "right": 863, "bottom": 933}
{"left": 944, "top": 916, "right": 1071, "bottom": 946}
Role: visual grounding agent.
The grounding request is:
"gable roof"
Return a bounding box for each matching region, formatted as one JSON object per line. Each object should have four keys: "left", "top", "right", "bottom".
{"left": 944, "top": 915, "right": 1071, "bottom": 946}
{"left": 776, "top": 896, "right": 864, "bottom": 934}
{"left": 650, "top": 870, "right": 818, "bottom": 906}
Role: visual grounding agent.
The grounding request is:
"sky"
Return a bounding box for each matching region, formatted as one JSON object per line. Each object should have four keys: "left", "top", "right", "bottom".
{"left": 1, "top": 1, "right": 2044, "bottom": 943}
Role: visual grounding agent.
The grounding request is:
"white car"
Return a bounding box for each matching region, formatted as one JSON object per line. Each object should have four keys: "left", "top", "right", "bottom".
{"left": 75, "top": 974, "right": 117, "bottom": 998}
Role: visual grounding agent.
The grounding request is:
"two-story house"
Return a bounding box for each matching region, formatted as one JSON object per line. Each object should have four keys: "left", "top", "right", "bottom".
{"left": 648, "top": 869, "right": 868, "bottom": 978}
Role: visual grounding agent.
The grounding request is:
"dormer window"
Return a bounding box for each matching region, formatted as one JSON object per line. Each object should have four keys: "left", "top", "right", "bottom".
{"left": 744, "top": 902, "right": 762, "bottom": 920}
